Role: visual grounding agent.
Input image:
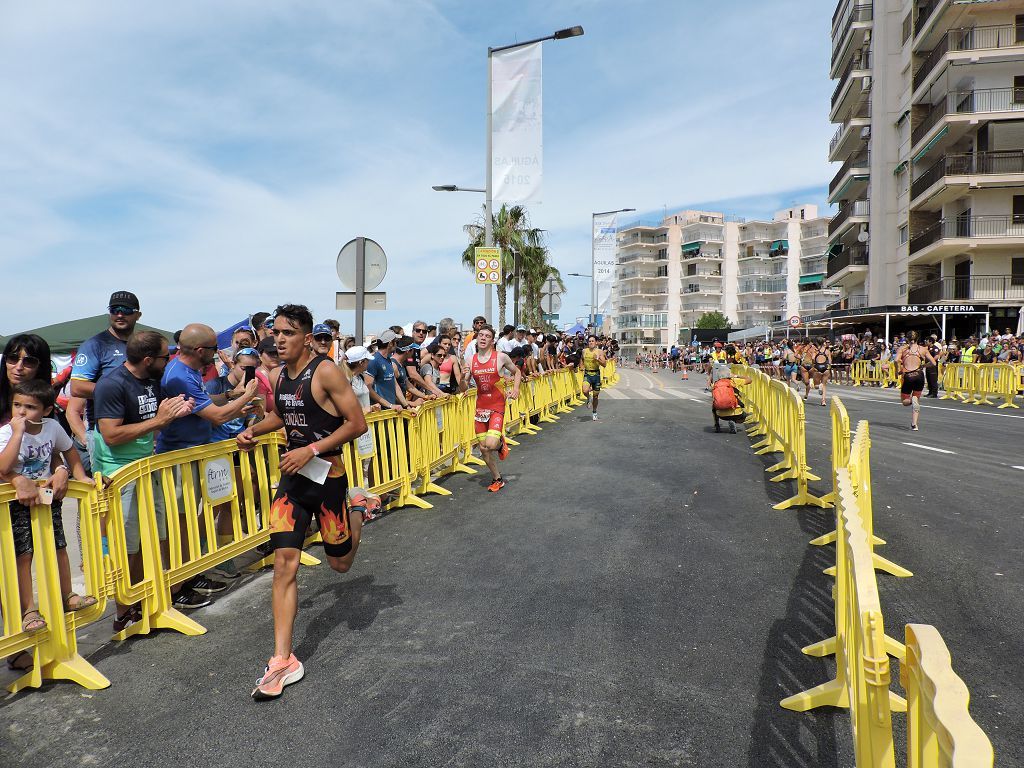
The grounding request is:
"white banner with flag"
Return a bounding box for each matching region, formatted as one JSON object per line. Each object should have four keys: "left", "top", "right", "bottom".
{"left": 593, "top": 212, "right": 622, "bottom": 320}
{"left": 491, "top": 43, "right": 542, "bottom": 205}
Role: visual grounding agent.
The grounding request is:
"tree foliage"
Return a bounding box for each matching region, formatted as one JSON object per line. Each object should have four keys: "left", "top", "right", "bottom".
{"left": 695, "top": 311, "right": 732, "bottom": 330}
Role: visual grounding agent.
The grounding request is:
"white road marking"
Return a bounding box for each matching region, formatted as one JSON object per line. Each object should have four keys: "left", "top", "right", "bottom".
{"left": 902, "top": 442, "right": 956, "bottom": 455}
{"left": 636, "top": 389, "right": 663, "bottom": 399}
{"left": 600, "top": 389, "right": 628, "bottom": 399}
{"left": 1012, "top": 466, "right": 1024, "bottom": 471}
{"left": 835, "top": 391, "right": 1024, "bottom": 420}
{"left": 658, "top": 389, "right": 691, "bottom": 399}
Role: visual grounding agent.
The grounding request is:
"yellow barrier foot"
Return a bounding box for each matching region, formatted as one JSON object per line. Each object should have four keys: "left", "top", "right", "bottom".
{"left": 802, "top": 636, "right": 837, "bottom": 657}
{"left": 419, "top": 481, "right": 453, "bottom": 498}
{"left": 809, "top": 529, "right": 837, "bottom": 546}
{"left": 149, "top": 606, "right": 208, "bottom": 637}
{"left": 889, "top": 691, "right": 907, "bottom": 713}
{"left": 823, "top": 565, "right": 837, "bottom": 577}
{"left": 539, "top": 414, "right": 558, "bottom": 423}
{"left": 885, "top": 635, "right": 907, "bottom": 662}
{"left": 872, "top": 552, "right": 913, "bottom": 578}
{"left": 773, "top": 489, "right": 831, "bottom": 510}
{"left": 768, "top": 467, "right": 798, "bottom": 481}
{"left": 448, "top": 461, "right": 477, "bottom": 476}
{"left": 504, "top": 435, "right": 521, "bottom": 446}
{"left": 464, "top": 454, "right": 487, "bottom": 466}
{"left": 998, "top": 400, "right": 1021, "bottom": 409}
{"left": 7, "top": 653, "right": 111, "bottom": 694}
{"left": 398, "top": 493, "right": 434, "bottom": 510}
{"left": 780, "top": 678, "right": 846, "bottom": 711}
{"left": 518, "top": 424, "right": 541, "bottom": 435}
{"left": 299, "top": 551, "right": 321, "bottom": 566}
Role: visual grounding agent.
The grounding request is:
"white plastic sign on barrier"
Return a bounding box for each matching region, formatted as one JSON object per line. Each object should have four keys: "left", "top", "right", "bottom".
{"left": 202, "top": 458, "right": 235, "bottom": 505}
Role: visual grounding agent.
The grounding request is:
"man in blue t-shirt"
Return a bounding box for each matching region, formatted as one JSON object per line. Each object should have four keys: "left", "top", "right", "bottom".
{"left": 70, "top": 290, "right": 144, "bottom": 471}
{"left": 365, "top": 330, "right": 406, "bottom": 409}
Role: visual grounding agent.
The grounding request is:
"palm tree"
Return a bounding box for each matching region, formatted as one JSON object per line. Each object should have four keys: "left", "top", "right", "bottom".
{"left": 462, "top": 204, "right": 543, "bottom": 328}
{"left": 520, "top": 245, "right": 564, "bottom": 330}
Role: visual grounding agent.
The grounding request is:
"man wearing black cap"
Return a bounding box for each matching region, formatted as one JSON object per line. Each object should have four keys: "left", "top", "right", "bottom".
{"left": 70, "top": 291, "right": 144, "bottom": 469}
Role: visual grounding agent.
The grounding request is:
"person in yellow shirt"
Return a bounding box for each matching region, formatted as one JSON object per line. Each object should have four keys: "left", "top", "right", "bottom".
{"left": 581, "top": 334, "right": 607, "bottom": 421}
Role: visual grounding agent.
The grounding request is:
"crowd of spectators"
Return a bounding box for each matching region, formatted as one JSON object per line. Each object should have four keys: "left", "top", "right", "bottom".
{"left": 0, "top": 291, "right": 618, "bottom": 670}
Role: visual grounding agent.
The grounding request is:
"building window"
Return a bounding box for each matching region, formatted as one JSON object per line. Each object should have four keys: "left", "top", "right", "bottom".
{"left": 899, "top": 283, "right": 908, "bottom": 297}
{"left": 903, "top": 13, "right": 912, "bottom": 44}
{"left": 899, "top": 224, "right": 909, "bottom": 244}
{"left": 1014, "top": 195, "right": 1024, "bottom": 225}
{"left": 1017, "top": 15, "right": 1024, "bottom": 44}
{"left": 1015, "top": 76, "right": 1024, "bottom": 105}
{"left": 1012, "top": 257, "right": 1024, "bottom": 286}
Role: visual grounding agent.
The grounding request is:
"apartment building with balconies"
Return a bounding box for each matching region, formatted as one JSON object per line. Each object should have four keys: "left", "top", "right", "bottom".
{"left": 826, "top": 0, "right": 1024, "bottom": 335}
{"left": 610, "top": 205, "right": 831, "bottom": 355}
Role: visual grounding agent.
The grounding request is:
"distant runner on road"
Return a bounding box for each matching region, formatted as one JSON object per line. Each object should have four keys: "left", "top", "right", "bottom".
{"left": 581, "top": 334, "right": 607, "bottom": 421}
{"left": 895, "top": 331, "right": 935, "bottom": 432}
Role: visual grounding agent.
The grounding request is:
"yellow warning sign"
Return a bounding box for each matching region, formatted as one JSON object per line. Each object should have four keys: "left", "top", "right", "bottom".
{"left": 474, "top": 247, "right": 502, "bottom": 285}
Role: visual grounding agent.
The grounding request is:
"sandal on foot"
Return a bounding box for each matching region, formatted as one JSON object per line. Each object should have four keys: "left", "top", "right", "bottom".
{"left": 63, "top": 592, "right": 98, "bottom": 612}
{"left": 22, "top": 609, "right": 46, "bottom": 633}
{"left": 6, "top": 650, "right": 33, "bottom": 672}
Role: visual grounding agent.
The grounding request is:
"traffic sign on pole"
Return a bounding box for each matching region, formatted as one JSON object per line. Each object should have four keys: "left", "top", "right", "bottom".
{"left": 789, "top": 315, "right": 802, "bottom": 328}
{"left": 475, "top": 247, "right": 502, "bottom": 285}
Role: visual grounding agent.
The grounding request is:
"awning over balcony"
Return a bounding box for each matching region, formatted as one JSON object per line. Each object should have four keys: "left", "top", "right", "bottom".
{"left": 826, "top": 242, "right": 843, "bottom": 257}
{"left": 913, "top": 126, "right": 949, "bottom": 164}
{"left": 799, "top": 274, "right": 825, "bottom": 285}
{"left": 681, "top": 241, "right": 701, "bottom": 254}
{"left": 769, "top": 240, "right": 789, "bottom": 254}
{"left": 893, "top": 160, "right": 908, "bottom": 176}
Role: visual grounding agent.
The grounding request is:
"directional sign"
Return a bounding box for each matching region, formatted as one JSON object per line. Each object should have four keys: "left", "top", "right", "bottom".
{"left": 475, "top": 247, "right": 502, "bottom": 285}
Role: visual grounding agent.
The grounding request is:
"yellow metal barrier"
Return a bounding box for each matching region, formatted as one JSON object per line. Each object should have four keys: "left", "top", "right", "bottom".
{"left": 1, "top": 481, "right": 109, "bottom": 693}
{"left": 781, "top": 468, "right": 904, "bottom": 766}
{"left": 735, "top": 366, "right": 830, "bottom": 510}
{"left": 410, "top": 395, "right": 478, "bottom": 499}
{"left": 941, "top": 362, "right": 1020, "bottom": 409}
{"left": 851, "top": 359, "right": 899, "bottom": 388}
{"left": 902, "top": 624, "right": 994, "bottom": 767}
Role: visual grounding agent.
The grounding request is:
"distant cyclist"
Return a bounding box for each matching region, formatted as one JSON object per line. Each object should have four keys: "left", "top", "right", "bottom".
{"left": 896, "top": 331, "right": 935, "bottom": 432}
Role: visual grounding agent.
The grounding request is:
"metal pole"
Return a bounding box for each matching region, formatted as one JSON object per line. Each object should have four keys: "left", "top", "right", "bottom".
{"left": 484, "top": 48, "right": 494, "bottom": 325}
{"left": 355, "top": 237, "right": 365, "bottom": 345}
{"left": 885, "top": 313, "right": 890, "bottom": 346}
{"left": 941, "top": 312, "right": 947, "bottom": 340}
{"left": 590, "top": 213, "right": 596, "bottom": 328}
{"left": 513, "top": 250, "right": 520, "bottom": 326}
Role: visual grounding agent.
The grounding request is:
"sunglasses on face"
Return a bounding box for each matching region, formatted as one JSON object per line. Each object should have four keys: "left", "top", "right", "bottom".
{"left": 109, "top": 306, "right": 137, "bottom": 316}
{"left": 414, "top": 328, "right": 427, "bottom": 333}
{"left": 153, "top": 354, "right": 171, "bottom": 361}
{"left": 5, "top": 354, "right": 40, "bottom": 367}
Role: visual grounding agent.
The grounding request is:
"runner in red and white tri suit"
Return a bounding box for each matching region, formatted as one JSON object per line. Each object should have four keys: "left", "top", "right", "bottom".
{"left": 464, "top": 325, "right": 521, "bottom": 493}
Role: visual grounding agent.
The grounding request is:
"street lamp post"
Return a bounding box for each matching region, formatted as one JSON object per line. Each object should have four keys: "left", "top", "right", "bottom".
{"left": 566, "top": 272, "right": 594, "bottom": 327}
{"left": 590, "top": 207, "right": 635, "bottom": 329}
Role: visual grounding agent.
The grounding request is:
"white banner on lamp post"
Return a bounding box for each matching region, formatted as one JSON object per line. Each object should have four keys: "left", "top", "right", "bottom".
{"left": 593, "top": 212, "right": 621, "bottom": 318}
{"left": 491, "top": 42, "right": 542, "bottom": 205}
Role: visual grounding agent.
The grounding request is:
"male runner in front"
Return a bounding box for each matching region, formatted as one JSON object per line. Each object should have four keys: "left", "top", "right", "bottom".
{"left": 581, "top": 334, "right": 607, "bottom": 421}
{"left": 463, "top": 325, "right": 520, "bottom": 493}
{"left": 237, "top": 304, "right": 368, "bottom": 701}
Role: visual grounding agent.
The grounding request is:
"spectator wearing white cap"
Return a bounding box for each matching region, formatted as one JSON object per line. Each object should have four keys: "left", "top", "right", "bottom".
{"left": 341, "top": 346, "right": 378, "bottom": 483}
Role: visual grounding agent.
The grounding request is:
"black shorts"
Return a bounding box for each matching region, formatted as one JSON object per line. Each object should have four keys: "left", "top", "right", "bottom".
{"left": 269, "top": 455, "right": 352, "bottom": 557}
{"left": 11, "top": 499, "right": 66, "bottom": 557}
{"left": 901, "top": 370, "right": 925, "bottom": 397}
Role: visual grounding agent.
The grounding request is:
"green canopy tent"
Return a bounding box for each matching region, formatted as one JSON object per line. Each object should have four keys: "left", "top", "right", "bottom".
{"left": 0, "top": 315, "right": 175, "bottom": 356}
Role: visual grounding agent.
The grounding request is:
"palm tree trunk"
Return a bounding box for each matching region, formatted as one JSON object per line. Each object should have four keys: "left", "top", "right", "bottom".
{"left": 498, "top": 286, "right": 507, "bottom": 329}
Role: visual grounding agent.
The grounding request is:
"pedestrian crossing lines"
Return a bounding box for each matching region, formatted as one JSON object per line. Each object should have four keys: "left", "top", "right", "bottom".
{"left": 601, "top": 386, "right": 704, "bottom": 402}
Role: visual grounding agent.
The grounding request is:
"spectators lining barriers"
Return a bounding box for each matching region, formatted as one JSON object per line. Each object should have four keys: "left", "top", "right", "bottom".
{"left": 940, "top": 362, "right": 1021, "bottom": 409}
{"left": 0, "top": 365, "right": 606, "bottom": 693}
{"left": 731, "top": 388, "right": 995, "bottom": 764}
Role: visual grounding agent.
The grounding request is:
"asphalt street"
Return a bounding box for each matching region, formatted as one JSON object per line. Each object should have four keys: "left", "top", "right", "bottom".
{"left": 1, "top": 368, "right": 1019, "bottom": 767}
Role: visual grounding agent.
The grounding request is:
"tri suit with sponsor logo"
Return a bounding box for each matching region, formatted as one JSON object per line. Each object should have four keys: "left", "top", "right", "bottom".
{"left": 268, "top": 355, "right": 353, "bottom": 557}
{"left": 470, "top": 349, "right": 506, "bottom": 440}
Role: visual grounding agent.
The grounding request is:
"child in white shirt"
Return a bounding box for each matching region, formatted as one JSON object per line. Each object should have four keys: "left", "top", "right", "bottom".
{"left": 0, "top": 379, "right": 96, "bottom": 639}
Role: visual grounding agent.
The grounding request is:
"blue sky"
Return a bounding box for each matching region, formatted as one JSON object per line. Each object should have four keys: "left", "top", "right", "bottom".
{"left": 0, "top": 0, "right": 834, "bottom": 337}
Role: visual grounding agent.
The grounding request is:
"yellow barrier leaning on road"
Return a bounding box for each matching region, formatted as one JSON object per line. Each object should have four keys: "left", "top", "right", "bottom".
{"left": 902, "top": 624, "right": 994, "bottom": 767}
{"left": 1, "top": 481, "right": 109, "bottom": 693}
{"left": 781, "top": 468, "right": 905, "bottom": 766}
{"left": 734, "top": 366, "right": 830, "bottom": 510}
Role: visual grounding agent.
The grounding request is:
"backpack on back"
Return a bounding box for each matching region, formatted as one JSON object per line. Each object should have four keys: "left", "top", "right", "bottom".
{"left": 712, "top": 378, "right": 739, "bottom": 411}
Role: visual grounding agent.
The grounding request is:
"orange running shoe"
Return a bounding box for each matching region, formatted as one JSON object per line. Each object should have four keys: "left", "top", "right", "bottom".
{"left": 252, "top": 654, "right": 304, "bottom": 700}
{"left": 487, "top": 477, "right": 506, "bottom": 493}
{"left": 498, "top": 439, "right": 510, "bottom": 461}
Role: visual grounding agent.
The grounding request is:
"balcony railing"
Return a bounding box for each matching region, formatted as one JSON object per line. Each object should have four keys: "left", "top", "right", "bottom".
{"left": 834, "top": 2, "right": 873, "bottom": 57}
{"left": 801, "top": 293, "right": 842, "bottom": 312}
{"left": 739, "top": 301, "right": 781, "bottom": 312}
{"left": 616, "top": 253, "right": 656, "bottom": 265}
{"left": 615, "top": 304, "right": 667, "bottom": 313}
{"left": 913, "top": 87, "right": 1024, "bottom": 146}
{"left": 829, "top": 100, "right": 871, "bottom": 156}
{"left": 619, "top": 233, "right": 667, "bottom": 246}
{"left": 826, "top": 246, "right": 869, "bottom": 277}
{"left": 738, "top": 277, "right": 787, "bottom": 294}
{"left": 911, "top": 150, "right": 1024, "bottom": 200}
{"left": 619, "top": 268, "right": 666, "bottom": 280}
{"left": 828, "top": 199, "right": 870, "bottom": 236}
{"left": 909, "top": 215, "right": 1024, "bottom": 254}
{"left": 801, "top": 257, "right": 828, "bottom": 275}
{"left": 683, "top": 268, "right": 722, "bottom": 278}
{"left": 908, "top": 275, "right": 1024, "bottom": 303}
{"left": 829, "top": 149, "right": 870, "bottom": 195}
{"left": 915, "top": 0, "right": 943, "bottom": 36}
{"left": 832, "top": 51, "right": 871, "bottom": 107}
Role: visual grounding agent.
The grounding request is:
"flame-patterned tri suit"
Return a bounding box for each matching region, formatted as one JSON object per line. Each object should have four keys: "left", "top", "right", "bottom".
{"left": 469, "top": 348, "right": 506, "bottom": 439}
{"left": 269, "top": 355, "right": 352, "bottom": 557}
